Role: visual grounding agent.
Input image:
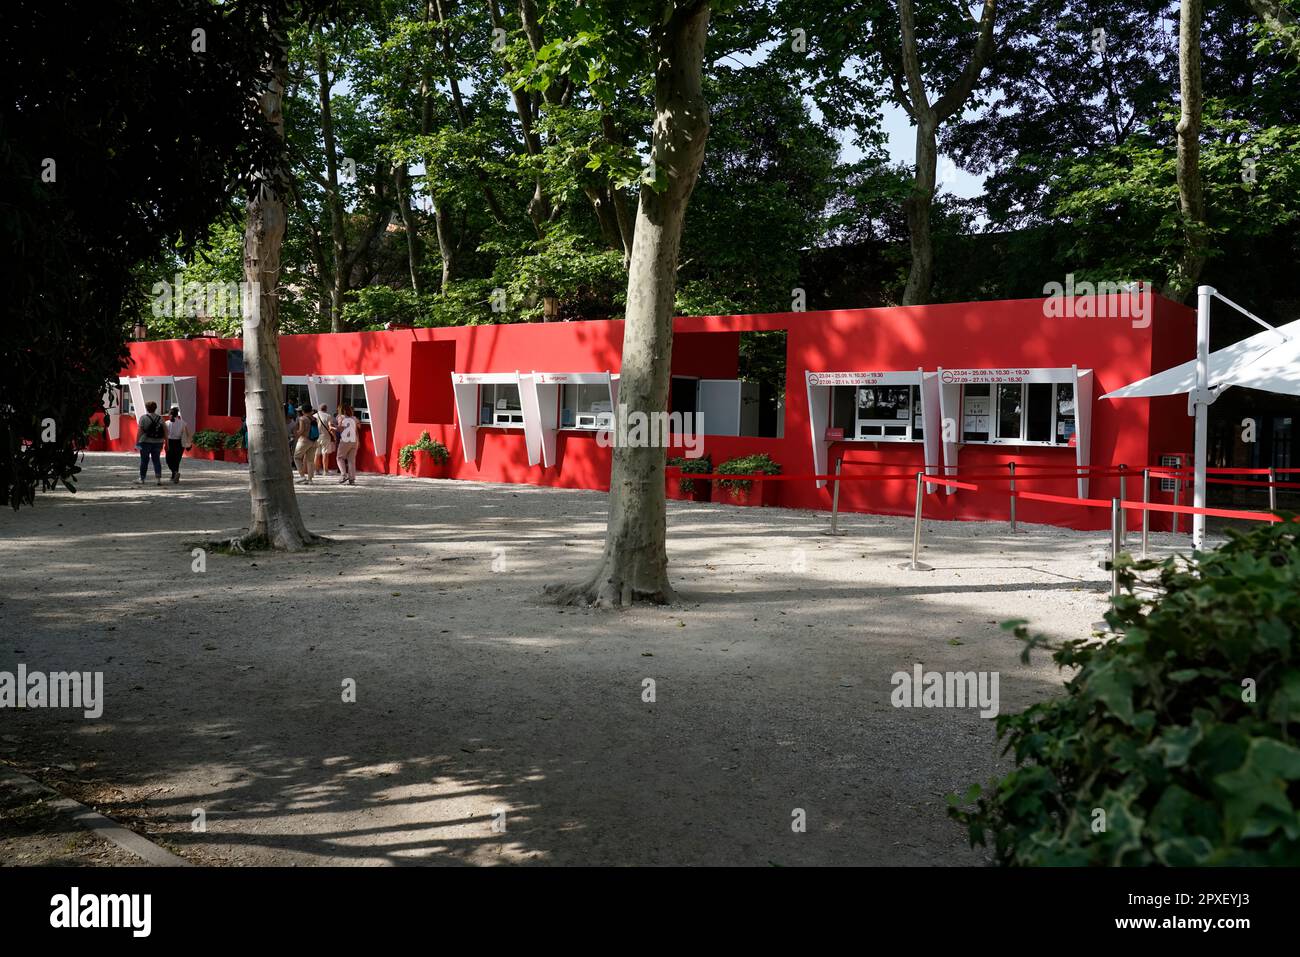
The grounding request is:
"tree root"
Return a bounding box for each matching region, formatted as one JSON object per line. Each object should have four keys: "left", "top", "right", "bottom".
{"left": 545, "top": 572, "right": 677, "bottom": 609}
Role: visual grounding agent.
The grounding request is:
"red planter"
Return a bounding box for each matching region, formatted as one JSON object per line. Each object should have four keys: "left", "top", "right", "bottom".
{"left": 193, "top": 447, "right": 225, "bottom": 461}
{"left": 412, "top": 450, "right": 450, "bottom": 479}
{"left": 225, "top": 448, "right": 248, "bottom": 464}
{"left": 665, "top": 468, "right": 711, "bottom": 502}
{"left": 713, "top": 478, "right": 778, "bottom": 507}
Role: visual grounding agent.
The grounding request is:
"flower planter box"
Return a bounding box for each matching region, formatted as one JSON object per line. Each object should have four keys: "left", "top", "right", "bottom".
{"left": 193, "top": 447, "right": 225, "bottom": 461}
{"left": 225, "top": 448, "right": 248, "bottom": 464}
{"left": 713, "top": 478, "right": 778, "bottom": 507}
{"left": 665, "top": 467, "right": 711, "bottom": 502}
{"left": 412, "top": 449, "right": 450, "bottom": 479}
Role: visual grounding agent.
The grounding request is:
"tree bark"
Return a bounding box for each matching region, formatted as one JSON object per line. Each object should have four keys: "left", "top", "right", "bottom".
{"left": 241, "top": 40, "right": 319, "bottom": 552}
{"left": 1168, "top": 0, "right": 1207, "bottom": 304}
{"left": 892, "top": 0, "right": 996, "bottom": 306}
{"left": 317, "top": 40, "right": 348, "bottom": 332}
{"left": 394, "top": 164, "right": 423, "bottom": 295}
{"left": 1248, "top": 0, "right": 1300, "bottom": 59}
{"left": 547, "top": 1, "right": 711, "bottom": 608}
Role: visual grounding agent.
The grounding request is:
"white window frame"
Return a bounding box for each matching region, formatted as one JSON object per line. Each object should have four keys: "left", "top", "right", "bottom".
{"left": 849, "top": 383, "right": 923, "bottom": 443}
{"left": 481, "top": 383, "right": 524, "bottom": 428}
{"left": 964, "top": 381, "right": 1077, "bottom": 448}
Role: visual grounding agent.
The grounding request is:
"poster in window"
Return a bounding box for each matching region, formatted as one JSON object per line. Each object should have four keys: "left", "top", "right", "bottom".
{"left": 963, "top": 395, "right": 990, "bottom": 434}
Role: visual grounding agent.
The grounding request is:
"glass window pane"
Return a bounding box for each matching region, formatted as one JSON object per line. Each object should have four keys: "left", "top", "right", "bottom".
{"left": 1055, "top": 383, "right": 1076, "bottom": 444}
{"left": 962, "top": 384, "right": 990, "bottom": 442}
{"left": 997, "top": 384, "right": 1022, "bottom": 439}
{"left": 1026, "top": 383, "right": 1052, "bottom": 442}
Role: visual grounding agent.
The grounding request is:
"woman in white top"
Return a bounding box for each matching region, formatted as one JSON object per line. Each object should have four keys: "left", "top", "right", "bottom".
{"left": 334, "top": 404, "right": 360, "bottom": 485}
{"left": 164, "top": 406, "right": 193, "bottom": 484}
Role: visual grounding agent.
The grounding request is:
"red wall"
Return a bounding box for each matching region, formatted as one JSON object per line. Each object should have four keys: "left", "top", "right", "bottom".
{"left": 110, "top": 297, "right": 1195, "bottom": 530}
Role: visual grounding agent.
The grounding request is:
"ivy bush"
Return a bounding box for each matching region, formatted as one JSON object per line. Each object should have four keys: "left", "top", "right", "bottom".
{"left": 667, "top": 455, "right": 711, "bottom": 494}
{"left": 398, "top": 431, "right": 450, "bottom": 471}
{"left": 191, "top": 429, "right": 228, "bottom": 451}
{"left": 949, "top": 518, "right": 1300, "bottom": 865}
{"left": 716, "top": 453, "right": 781, "bottom": 493}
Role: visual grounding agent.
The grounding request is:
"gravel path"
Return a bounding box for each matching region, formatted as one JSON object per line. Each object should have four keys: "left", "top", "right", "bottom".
{"left": 0, "top": 453, "right": 1204, "bottom": 866}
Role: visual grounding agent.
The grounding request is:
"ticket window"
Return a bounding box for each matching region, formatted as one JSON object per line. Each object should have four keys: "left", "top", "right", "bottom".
{"left": 561, "top": 383, "right": 613, "bottom": 430}
{"left": 964, "top": 382, "right": 1076, "bottom": 446}
{"left": 340, "top": 383, "right": 371, "bottom": 423}
{"left": 285, "top": 383, "right": 312, "bottom": 416}
{"left": 481, "top": 383, "right": 523, "bottom": 427}
{"left": 833, "top": 384, "right": 922, "bottom": 442}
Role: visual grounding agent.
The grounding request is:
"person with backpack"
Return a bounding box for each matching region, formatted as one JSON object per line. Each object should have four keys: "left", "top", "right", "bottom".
{"left": 293, "top": 405, "right": 320, "bottom": 484}
{"left": 164, "top": 405, "right": 194, "bottom": 484}
{"left": 334, "top": 403, "right": 360, "bottom": 486}
{"left": 136, "top": 400, "right": 166, "bottom": 485}
{"left": 313, "top": 404, "right": 336, "bottom": 476}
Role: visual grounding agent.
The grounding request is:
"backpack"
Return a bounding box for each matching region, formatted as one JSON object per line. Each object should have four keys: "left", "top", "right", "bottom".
{"left": 142, "top": 414, "right": 164, "bottom": 441}
{"left": 308, "top": 419, "right": 320, "bottom": 441}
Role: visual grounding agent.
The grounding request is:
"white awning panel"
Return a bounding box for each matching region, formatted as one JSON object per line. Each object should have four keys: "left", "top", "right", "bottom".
{"left": 1101, "top": 319, "right": 1300, "bottom": 400}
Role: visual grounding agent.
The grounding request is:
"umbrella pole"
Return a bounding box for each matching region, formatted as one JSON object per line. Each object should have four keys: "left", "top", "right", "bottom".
{"left": 1192, "top": 285, "right": 1212, "bottom": 550}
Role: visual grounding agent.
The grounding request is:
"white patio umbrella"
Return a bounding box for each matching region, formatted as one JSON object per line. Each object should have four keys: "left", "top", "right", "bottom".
{"left": 1101, "top": 288, "right": 1298, "bottom": 548}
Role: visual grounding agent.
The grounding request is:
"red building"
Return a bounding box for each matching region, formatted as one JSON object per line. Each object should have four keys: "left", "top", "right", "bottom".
{"left": 103, "top": 296, "right": 1195, "bottom": 530}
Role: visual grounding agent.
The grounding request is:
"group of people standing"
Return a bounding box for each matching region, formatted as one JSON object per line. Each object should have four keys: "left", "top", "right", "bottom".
{"left": 291, "top": 403, "right": 360, "bottom": 485}
{"left": 134, "top": 399, "right": 361, "bottom": 488}
{"left": 135, "top": 401, "right": 192, "bottom": 485}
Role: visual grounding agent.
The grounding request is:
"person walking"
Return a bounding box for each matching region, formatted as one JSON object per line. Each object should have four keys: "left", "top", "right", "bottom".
{"left": 292, "top": 405, "right": 319, "bottom": 483}
{"left": 136, "top": 400, "right": 166, "bottom": 486}
{"left": 334, "top": 403, "right": 359, "bottom": 486}
{"left": 314, "top": 404, "right": 336, "bottom": 476}
{"left": 164, "top": 405, "right": 193, "bottom": 484}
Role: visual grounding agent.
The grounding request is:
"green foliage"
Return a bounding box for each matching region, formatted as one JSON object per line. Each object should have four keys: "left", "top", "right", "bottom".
{"left": 716, "top": 452, "right": 781, "bottom": 493}
{"left": 192, "top": 430, "right": 229, "bottom": 452}
{"left": 224, "top": 431, "right": 245, "bottom": 450}
{"left": 667, "top": 454, "right": 712, "bottom": 493}
{"left": 950, "top": 519, "right": 1300, "bottom": 866}
{"left": 398, "top": 430, "right": 450, "bottom": 471}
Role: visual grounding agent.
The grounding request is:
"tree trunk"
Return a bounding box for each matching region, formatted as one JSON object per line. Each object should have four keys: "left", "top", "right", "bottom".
{"left": 902, "top": 118, "right": 937, "bottom": 305}
{"left": 433, "top": 198, "right": 455, "bottom": 293}
{"left": 1168, "top": 0, "right": 1207, "bottom": 303}
{"left": 318, "top": 41, "right": 348, "bottom": 332}
{"left": 547, "top": 1, "right": 711, "bottom": 608}
{"left": 892, "top": 0, "right": 997, "bottom": 306}
{"left": 394, "top": 164, "right": 423, "bottom": 295}
{"left": 240, "top": 42, "right": 318, "bottom": 552}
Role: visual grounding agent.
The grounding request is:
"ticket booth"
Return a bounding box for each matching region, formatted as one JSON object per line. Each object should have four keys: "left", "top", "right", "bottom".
{"left": 525, "top": 372, "right": 620, "bottom": 468}
{"left": 451, "top": 372, "right": 533, "bottom": 464}
{"left": 805, "top": 369, "right": 942, "bottom": 490}
{"left": 935, "top": 366, "right": 1094, "bottom": 497}
{"left": 119, "top": 375, "right": 197, "bottom": 435}
{"left": 303, "top": 374, "right": 390, "bottom": 459}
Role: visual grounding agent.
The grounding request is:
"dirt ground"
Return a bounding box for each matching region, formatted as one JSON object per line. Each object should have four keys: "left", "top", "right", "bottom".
{"left": 0, "top": 452, "right": 1205, "bottom": 866}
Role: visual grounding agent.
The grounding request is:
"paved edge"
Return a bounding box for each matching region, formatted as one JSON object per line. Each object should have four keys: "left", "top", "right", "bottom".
{"left": 0, "top": 767, "right": 191, "bottom": 867}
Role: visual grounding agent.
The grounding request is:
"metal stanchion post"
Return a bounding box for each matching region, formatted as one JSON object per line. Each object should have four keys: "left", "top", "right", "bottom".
{"left": 899, "top": 471, "right": 934, "bottom": 571}
{"left": 1118, "top": 464, "right": 1128, "bottom": 547}
{"left": 1008, "top": 461, "right": 1017, "bottom": 533}
{"left": 827, "top": 457, "right": 844, "bottom": 535}
{"left": 1269, "top": 465, "right": 1277, "bottom": 513}
{"left": 1172, "top": 477, "right": 1181, "bottom": 535}
{"left": 1111, "top": 498, "right": 1122, "bottom": 600}
{"left": 1141, "top": 468, "right": 1150, "bottom": 560}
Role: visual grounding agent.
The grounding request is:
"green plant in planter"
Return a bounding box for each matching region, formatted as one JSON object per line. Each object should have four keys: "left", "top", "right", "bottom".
{"left": 398, "top": 431, "right": 450, "bottom": 471}
{"left": 716, "top": 453, "right": 781, "bottom": 493}
{"left": 224, "top": 431, "right": 245, "bottom": 450}
{"left": 84, "top": 421, "right": 106, "bottom": 440}
{"left": 667, "top": 455, "right": 711, "bottom": 494}
{"left": 192, "top": 429, "right": 228, "bottom": 451}
{"left": 949, "top": 518, "right": 1300, "bottom": 866}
